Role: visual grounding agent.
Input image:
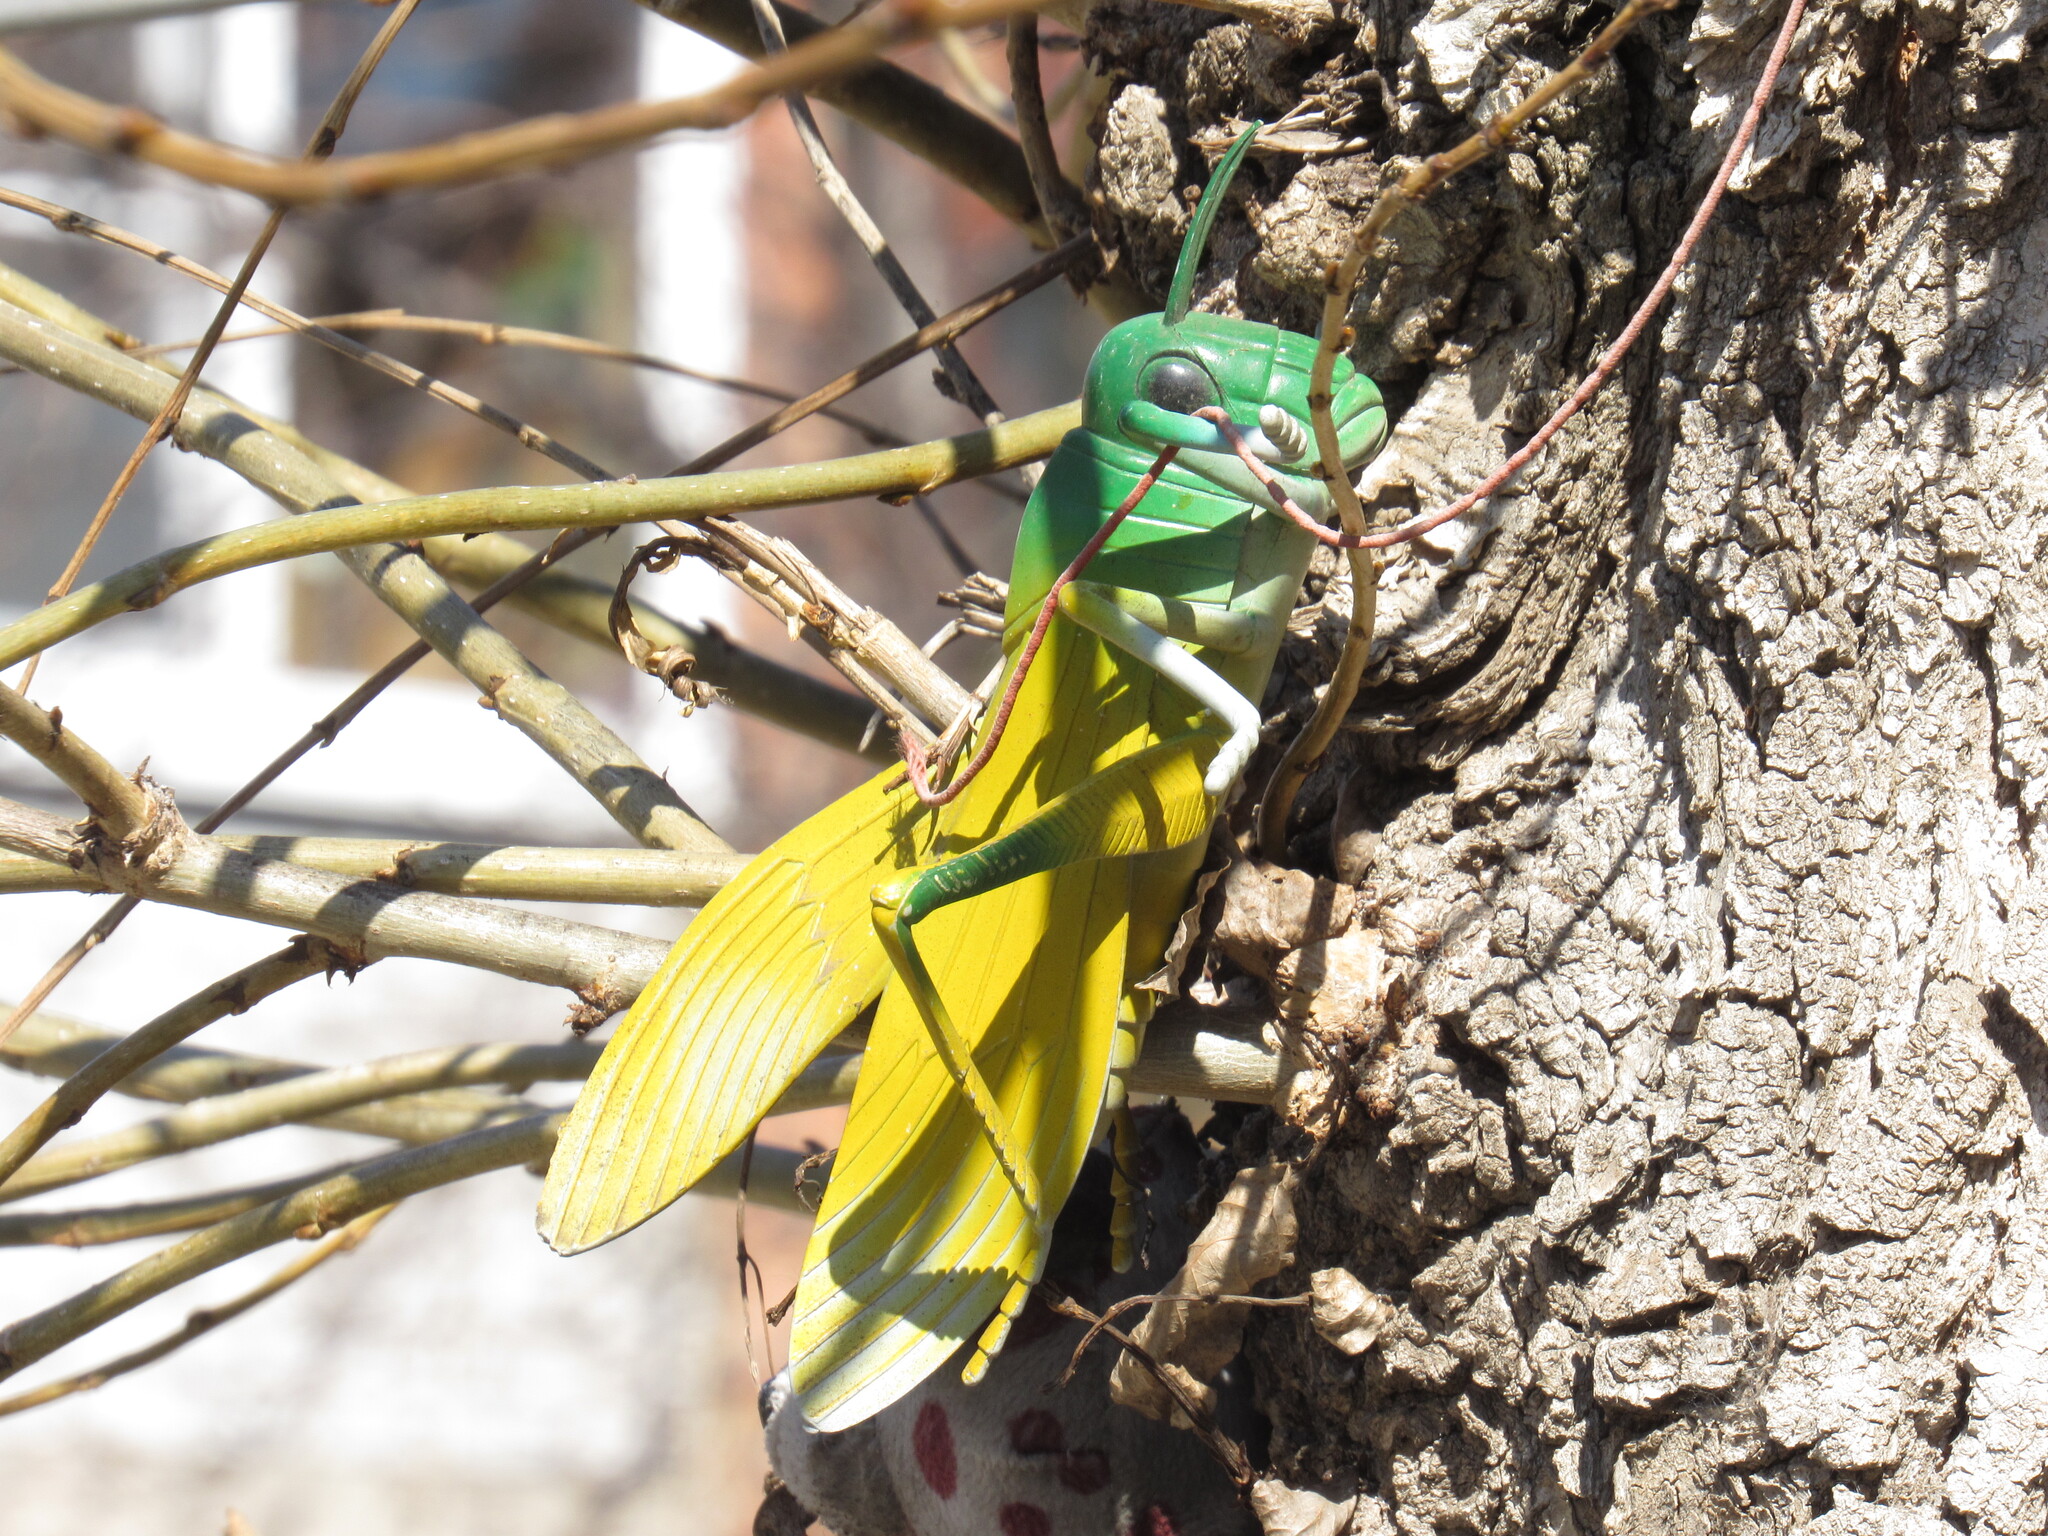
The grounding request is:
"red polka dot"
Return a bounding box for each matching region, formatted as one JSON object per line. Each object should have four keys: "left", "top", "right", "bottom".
{"left": 1000, "top": 1502, "right": 1053, "bottom": 1536}
{"left": 1140, "top": 1502, "right": 1181, "bottom": 1536}
{"left": 1058, "top": 1447, "right": 1112, "bottom": 1495}
{"left": 1008, "top": 1408, "right": 1066, "bottom": 1457}
{"left": 913, "top": 1402, "right": 957, "bottom": 1500}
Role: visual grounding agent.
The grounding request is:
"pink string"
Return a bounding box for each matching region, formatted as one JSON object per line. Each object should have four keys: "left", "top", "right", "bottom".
{"left": 901, "top": 0, "right": 1810, "bottom": 800}
{"left": 1246, "top": 0, "right": 1811, "bottom": 553}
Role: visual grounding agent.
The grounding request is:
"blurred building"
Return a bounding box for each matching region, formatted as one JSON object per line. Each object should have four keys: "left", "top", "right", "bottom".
{"left": 0, "top": 1, "right": 1095, "bottom": 1531}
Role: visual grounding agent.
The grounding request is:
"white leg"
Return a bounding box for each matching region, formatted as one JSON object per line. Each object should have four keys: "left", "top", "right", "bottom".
{"left": 1059, "top": 585, "right": 1263, "bottom": 795}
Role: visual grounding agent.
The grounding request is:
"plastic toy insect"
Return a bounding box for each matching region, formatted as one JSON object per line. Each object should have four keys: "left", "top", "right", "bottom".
{"left": 538, "top": 125, "right": 1390, "bottom": 1432}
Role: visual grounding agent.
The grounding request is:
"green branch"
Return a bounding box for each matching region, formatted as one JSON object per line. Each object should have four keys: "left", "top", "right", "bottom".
{"left": 0, "top": 395, "right": 1076, "bottom": 674}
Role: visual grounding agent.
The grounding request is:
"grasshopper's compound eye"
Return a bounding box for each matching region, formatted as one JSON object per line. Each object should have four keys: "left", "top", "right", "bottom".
{"left": 1138, "top": 355, "right": 1220, "bottom": 416}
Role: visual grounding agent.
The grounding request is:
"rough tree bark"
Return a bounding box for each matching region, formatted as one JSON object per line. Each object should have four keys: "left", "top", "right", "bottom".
{"left": 1083, "top": 0, "right": 2048, "bottom": 1532}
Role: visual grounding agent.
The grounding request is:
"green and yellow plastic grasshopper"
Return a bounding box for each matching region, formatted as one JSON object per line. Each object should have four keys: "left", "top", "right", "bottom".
{"left": 539, "top": 125, "right": 1390, "bottom": 1431}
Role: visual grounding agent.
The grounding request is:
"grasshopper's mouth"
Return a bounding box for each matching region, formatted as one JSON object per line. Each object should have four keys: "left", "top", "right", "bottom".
{"left": 1119, "top": 398, "right": 1314, "bottom": 467}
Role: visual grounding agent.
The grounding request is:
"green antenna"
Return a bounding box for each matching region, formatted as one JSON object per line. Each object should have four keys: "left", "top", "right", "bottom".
{"left": 1163, "top": 121, "right": 1264, "bottom": 325}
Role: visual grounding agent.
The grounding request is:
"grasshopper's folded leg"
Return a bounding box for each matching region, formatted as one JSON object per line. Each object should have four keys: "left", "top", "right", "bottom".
{"left": 869, "top": 732, "right": 1219, "bottom": 1223}
{"left": 791, "top": 731, "right": 1217, "bottom": 1430}
{"left": 539, "top": 766, "right": 937, "bottom": 1255}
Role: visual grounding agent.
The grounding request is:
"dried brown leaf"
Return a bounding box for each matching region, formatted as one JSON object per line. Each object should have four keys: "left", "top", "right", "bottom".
{"left": 1110, "top": 1165, "right": 1298, "bottom": 1422}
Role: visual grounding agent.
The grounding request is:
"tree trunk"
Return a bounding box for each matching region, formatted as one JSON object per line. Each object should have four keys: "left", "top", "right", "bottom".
{"left": 1086, "top": 0, "right": 2048, "bottom": 1532}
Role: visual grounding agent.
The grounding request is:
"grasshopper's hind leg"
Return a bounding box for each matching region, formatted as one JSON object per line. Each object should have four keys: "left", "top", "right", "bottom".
{"left": 1104, "top": 994, "right": 1155, "bottom": 1272}
{"left": 866, "top": 731, "right": 1218, "bottom": 1297}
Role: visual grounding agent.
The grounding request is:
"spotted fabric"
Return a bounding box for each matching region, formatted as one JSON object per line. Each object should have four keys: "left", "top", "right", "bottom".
{"left": 763, "top": 1111, "right": 1255, "bottom": 1536}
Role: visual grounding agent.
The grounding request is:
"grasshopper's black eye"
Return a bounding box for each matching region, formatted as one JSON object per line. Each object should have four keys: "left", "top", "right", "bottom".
{"left": 1139, "top": 356, "right": 1219, "bottom": 415}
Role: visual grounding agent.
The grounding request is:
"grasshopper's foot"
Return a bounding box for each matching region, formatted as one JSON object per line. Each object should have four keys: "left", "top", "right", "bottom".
{"left": 963, "top": 1276, "right": 1034, "bottom": 1384}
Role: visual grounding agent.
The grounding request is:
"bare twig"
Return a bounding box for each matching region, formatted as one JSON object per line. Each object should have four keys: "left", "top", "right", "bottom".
{"left": 0, "top": 837, "right": 749, "bottom": 903}
{"left": 73, "top": 309, "right": 926, "bottom": 458}
{"left": 642, "top": 0, "right": 1046, "bottom": 234}
{"left": 670, "top": 232, "right": 1091, "bottom": 474}
{"left": 0, "top": 188, "right": 615, "bottom": 481}
{"left": 1304, "top": 0, "right": 1683, "bottom": 521}
{"left": 1258, "top": 547, "right": 1376, "bottom": 858}
{"left": 0, "top": 1115, "right": 815, "bottom": 1380}
{"left": 0, "top": 396, "right": 1079, "bottom": 677}
{"left": 11, "top": 0, "right": 424, "bottom": 694}
{"left": 1040, "top": 1287, "right": 1254, "bottom": 1491}
{"left": 0, "top": 1204, "right": 395, "bottom": 1419}
{"left": 935, "top": 26, "right": 1014, "bottom": 120}
{"left": 1056, "top": 1288, "right": 1310, "bottom": 1388}
{"left": 0, "top": 677, "right": 157, "bottom": 840}
{"left": 0, "top": 1169, "right": 360, "bottom": 1249}
{"left": 1006, "top": 15, "right": 1086, "bottom": 242}
{"left": 1, "top": 1049, "right": 865, "bottom": 1203}
{"left": 750, "top": 0, "right": 1006, "bottom": 430}
{"left": 0, "top": 796, "right": 671, "bottom": 1013}
{"left": 0, "top": 940, "right": 347, "bottom": 1186}
{"left": 668, "top": 522, "right": 974, "bottom": 743}
{"left": 0, "top": 0, "right": 1050, "bottom": 204}
{"left": 3, "top": 1010, "right": 545, "bottom": 1145}
{"left": 1268, "top": 0, "right": 1679, "bottom": 854}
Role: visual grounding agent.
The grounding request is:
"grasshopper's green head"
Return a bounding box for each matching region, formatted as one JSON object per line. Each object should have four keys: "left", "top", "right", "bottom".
{"left": 1082, "top": 126, "right": 1388, "bottom": 483}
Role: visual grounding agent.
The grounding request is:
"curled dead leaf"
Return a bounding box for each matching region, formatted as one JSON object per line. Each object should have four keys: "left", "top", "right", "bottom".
{"left": 1250, "top": 1474, "right": 1360, "bottom": 1536}
{"left": 1110, "top": 1165, "right": 1298, "bottom": 1424}
{"left": 1308, "top": 1267, "right": 1394, "bottom": 1355}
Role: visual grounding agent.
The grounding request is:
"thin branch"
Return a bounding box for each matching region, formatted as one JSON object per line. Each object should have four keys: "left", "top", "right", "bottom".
{"left": 1006, "top": 15, "right": 1085, "bottom": 241}
{"left": 0, "top": 393, "right": 1079, "bottom": 676}
{"left": 1041, "top": 1287, "right": 1253, "bottom": 1491}
{"left": 0, "top": 0, "right": 317, "bottom": 30}
{"left": 0, "top": 1168, "right": 360, "bottom": 1249}
{"left": 751, "top": 0, "right": 1006, "bottom": 429}
{"left": 0, "top": 796, "right": 671, "bottom": 1014}
{"left": 1305, "top": 0, "right": 1679, "bottom": 529}
{"left": 0, "top": 187, "right": 614, "bottom": 480}
{"left": 2, "top": 1049, "right": 865, "bottom": 1203}
{"left": 0, "top": 0, "right": 1047, "bottom": 204}
{"left": 417, "top": 533, "right": 886, "bottom": 758}
{"left": 935, "top": 26, "right": 1014, "bottom": 121}
{"left": 664, "top": 521, "right": 974, "bottom": 743}
{"left": 668, "top": 232, "right": 1091, "bottom": 473}
{"left": 1268, "top": 0, "right": 1679, "bottom": 851}
{"left": 0, "top": 940, "right": 345, "bottom": 1185}
{"left": 76, "top": 310, "right": 1007, "bottom": 481}
{"left": 12, "top": 0, "right": 424, "bottom": 694}
{"left": 0, "top": 677, "right": 157, "bottom": 838}
{"left": 1258, "top": 546, "right": 1376, "bottom": 858}
{"left": 0, "top": 1115, "right": 816, "bottom": 1381}
{"left": 0, "top": 1204, "right": 394, "bottom": 1419}
{"left": 0, "top": 297, "right": 730, "bottom": 855}
{"left": 0, "top": 836, "right": 749, "bottom": 904}
{"left": 642, "top": 0, "right": 1046, "bottom": 234}
{"left": 3, "top": 1010, "right": 543, "bottom": 1144}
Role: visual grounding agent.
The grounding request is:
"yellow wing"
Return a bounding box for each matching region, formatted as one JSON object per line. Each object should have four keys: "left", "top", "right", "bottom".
{"left": 540, "top": 766, "right": 937, "bottom": 1255}
{"left": 789, "top": 619, "right": 1214, "bottom": 1429}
